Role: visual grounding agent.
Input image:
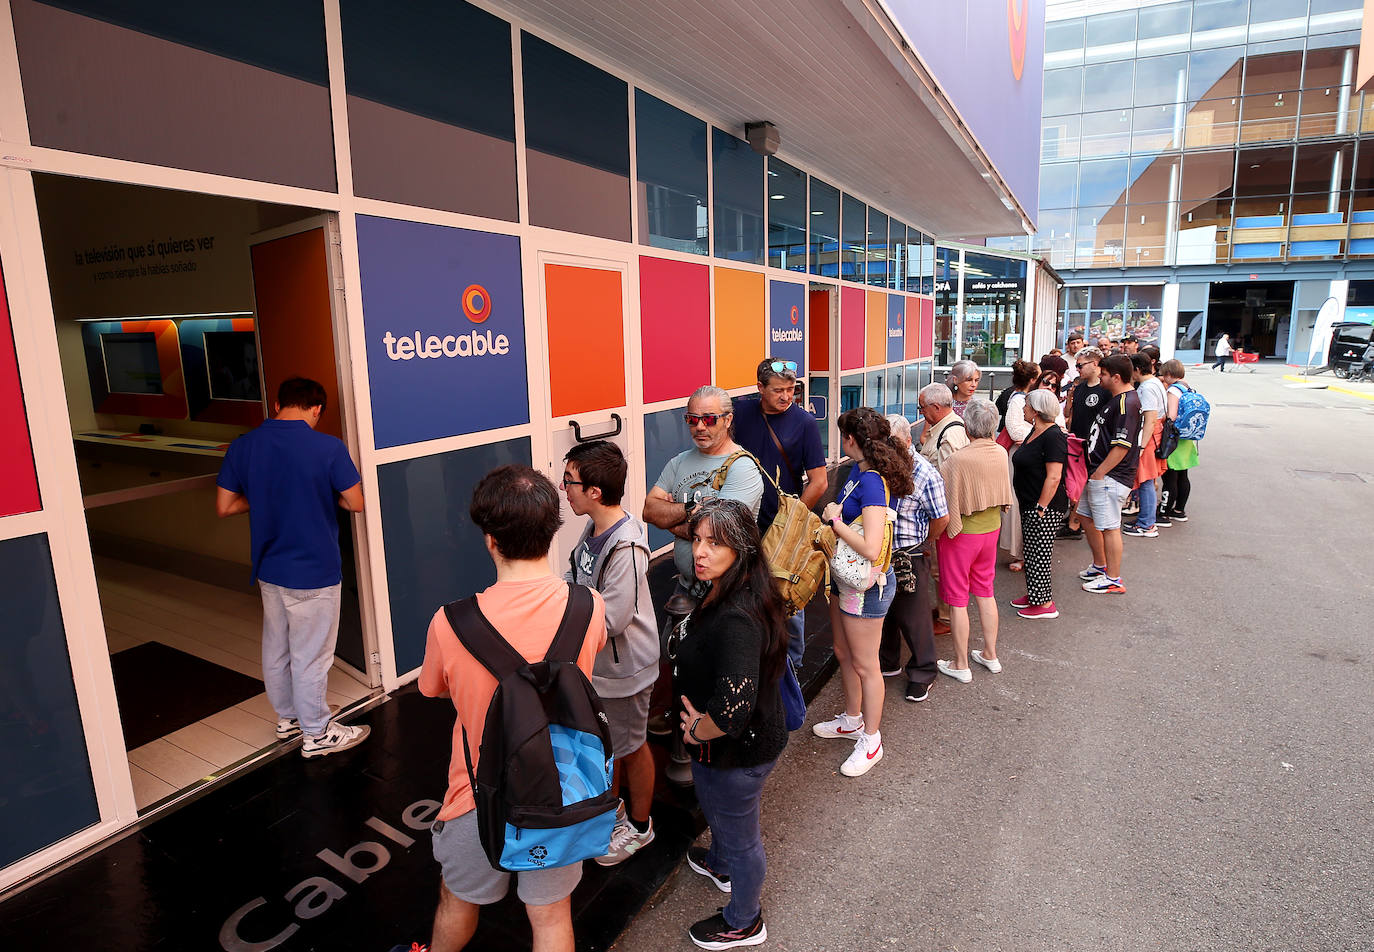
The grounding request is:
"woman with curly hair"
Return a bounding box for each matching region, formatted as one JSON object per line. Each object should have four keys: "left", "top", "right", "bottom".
{"left": 812, "top": 407, "right": 915, "bottom": 778}
{"left": 673, "top": 498, "right": 789, "bottom": 949}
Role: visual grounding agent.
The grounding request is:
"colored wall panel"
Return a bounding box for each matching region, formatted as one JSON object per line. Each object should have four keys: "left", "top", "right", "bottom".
{"left": 640, "top": 257, "right": 710, "bottom": 403}
{"left": 545, "top": 264, "right": 625, "bottom": 417}
{"left": 886, "top": 295, "right": 905, "bottom": 364}
{"left": 713, "top": 268, "right": 765, "bottom": 390}
{"left": 643, "top": 404, "right": 688, "bottom": 551}
{"left": 905, "top": 296, "right": 923, "bottom": 361}
{"left": 840, "top": 286, "right": 865, "bottom": 371}
{"left": 808, "top": 288, "right": 831, "bottom": 372}
{"left": 0, "top": 267, "right": 41, "bottom": 517}
{"left": 767, "top": 280, "right": 806, "bottom": 375}
{"left": 377, "top": 437, "right": 531, "bottom": 674}
{"left": 865, "top": 290, "right": 886, "bottom": 368}
{"left": 0, "top": 533, "right": 100, "bottom": 867}
{"left": 251, "top": 229, "right": 341, "bottom": 440}
{"left": 358, "top": 216, "right": 528, "bottom": 449}
{"left": 920, "top": 297, "right": 936, "bottom": 359}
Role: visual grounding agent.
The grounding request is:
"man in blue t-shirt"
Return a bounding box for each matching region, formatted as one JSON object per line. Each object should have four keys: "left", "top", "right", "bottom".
{"left": 216, "top": 377, "right": 370, "bottom": 759}
{"left": 732, "top": 358, "right": 828, "bottom": 666}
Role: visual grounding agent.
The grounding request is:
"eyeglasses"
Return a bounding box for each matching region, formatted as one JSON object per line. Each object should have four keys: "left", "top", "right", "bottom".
{"left": 684, "top": 412, "right": 728, "bottom": 427}
{"left": 560, "top": 476, "right": 584, "bottom": 489}
{"left": 768, "top": 359, "right": 798, "bottom": 375}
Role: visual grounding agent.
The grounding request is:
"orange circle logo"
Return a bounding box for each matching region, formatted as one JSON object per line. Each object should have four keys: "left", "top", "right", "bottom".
{"left": 461, "top": 284, "right": 491, "bottom": 323}
{"left": 790, "top": 305, "right": 799, "bottom": 326}
{"left": 1007, "top": 0, "right": 1028, "bottom": 81}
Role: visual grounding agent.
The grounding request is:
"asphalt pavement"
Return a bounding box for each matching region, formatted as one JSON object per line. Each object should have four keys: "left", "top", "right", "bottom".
{"left": 612, "top": 362, "right": 1374, "bottom": 952}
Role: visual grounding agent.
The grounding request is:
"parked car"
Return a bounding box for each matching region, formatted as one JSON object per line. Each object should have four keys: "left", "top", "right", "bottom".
{"left": 1327, "top": 322, "right": 1374, "bottom": 377}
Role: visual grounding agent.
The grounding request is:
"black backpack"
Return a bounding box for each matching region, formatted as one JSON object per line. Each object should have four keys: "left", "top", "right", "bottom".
{"left": 443, "top": 583, "right": 618, "bottom": 871}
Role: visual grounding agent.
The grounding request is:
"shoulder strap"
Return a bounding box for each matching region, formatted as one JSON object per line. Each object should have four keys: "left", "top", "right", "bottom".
{"left": 444, "top": 597, "right": 529, "bottom": 682}
{"left": 709, "top": 448, "right": 783, "bottom": 495}
{"left": 594, "top": 539, "right": 638, "bottom": 589}
{"left": 762, "top": 417, "right": 796, "bottom": 481}
{"left": 546, "top": 582, "right": 596, "bottom": 664}
{"left": 935, "top": 418, "right": 965, "bottom": 450}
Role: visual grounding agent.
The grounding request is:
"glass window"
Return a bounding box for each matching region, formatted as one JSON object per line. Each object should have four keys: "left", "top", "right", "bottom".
{"left": 523, "top": 33, "right": 630, "bottom": 240}
{"left": 865, "top": 370, "right": 884, "bottom": 409}
{"left": 810, "top": 374, "right": 830, "bottom": 455}
{"left": 1310, "top": 1, "right": 1364, "bottom": 34}
{"left": 712, "top": 128, "right": 764, "bottom": 264}
{"left": 1353, "top": 142, "right": 1374, "bottom": 190}
{"left": 1033, "top": 209, "right": 1075, "bottom": 269}
{"left": 1239, "top": 91, "right": 1299, "bottom": 143}
{"left": 1083, "top": 61, "right": 1136, "bottom": 111}
{"left": 1043, "top": 115, "right": 1080, "bottom": 161}
{"left": 1303, "top": 45, "right": 1356, "bottom": 89}
{"left": 1132, "top": 104, "right": 1180, "bottom": 155}
{"left": 1298, "top": 85, "right": 1357, "bottom": 137}
{"left": 1236, "top": 145, "right": 1295, "bottom": 195}
{"left": 1135, "top": 54, "right": 1188, "bottom": 106}
{"left": 1084, "top": 10, "right": 1136, "bottom": 63}
{"left": 889, "top": 221, "right": 907, "bottom": 291}
{"left": 1124, "top": 203, "right": 1173, "bottom": 266}
{"left": 960, "top": 252, "right": 1026, "bottom": 367}
{"left": 1081, "top": 110, "right": 1132, "bottom": 157}
{"left": 1137, "top": 2, "right": 1192, "bottom": 55}
{"left": 1075, "top": 204, "right": 1128, "bottom": 269}
{"left": 934, "top": 247, "right": 957, "bottom": 365}
{"left": 767, "top": 156, "right": 807, "bottom": 271}
{"left": 1194, "top": 0, "right": 1251, "bottom": 33}
{"left": 1250, "top": 0, "right": 1310, "bottom": 42}
{"left": 841, "top": 194, "right": 866, "bottom": 284}
{"left": 902, "top": 363, "right": 924, "bottom": 418}
{"left": 1040, "top": 163, "right": 1078, "bottom": 208}
{"left": 1293, "top": 142, "right": 1352, "bottom": 193}
{"left": 1178, "top": 197, "right": 1234, "bottom": 264}
{"left": 809, "top": 177, "right": 840, "bottom": 277}
{"left": 866, "top": 208, "right": 889, "bottom": 287}
{"left": 840, "top": 373, "right": 864, "bottom": 415}
{"left": 1078, "top": 158, "right": 1130, "bottom": 207}
{"left": 1180, "top": 150, "right": 1237, "bottom": 204}
{"left": 1184, "top": 96, "right": 1242, "bottom": 148}
{"left": 1244, "top": 50, "right": 1303, "bottom": 95}
{"left": 884, "top": 368, "right": 901, "bottom": 411}
{"left": 1189, "top": 47, "right": 1245, "bottom": 101}
{"left": 636, "top": 90, "right": 708, "bottom": 254}
{"left": 919, "top": 232, "right": 936, "bottom": 296}
{"left": 1045, "top": 18, "right": 1084, "bottom": 53}
{"left": 1043, "top": 68, "right": 1083, "bottom": 117}
{"left": 1129, "top": 154, "right": 1179, "bottom": 205}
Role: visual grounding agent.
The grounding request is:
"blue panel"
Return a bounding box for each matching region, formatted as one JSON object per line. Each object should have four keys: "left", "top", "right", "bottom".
{"left": 886, "top": 295, "right": 904, "bottom": 364}
{"left": 377, "top": 438, "right": 531, "bottom": 674}
{"left": 1232, "top": 242, "right": 1284, "bottom": 258}
{"left": 0, "top": 534, "right": 99, "bottom": 867}
{"left": 1351, "top": 237, "right": 1374, "bottom": 253}
{"left": 808, "top": 374, "right": 829, "bottom": 456}
{"left": 1233, "top": 216, "right": 1285, "bottom": 228}
{"left": 1290, "top": 240, "right": 1341, "bottom": 256}
{"left": 1353, "top": 211, "right": 1374, "bottom": 224}
{"left": 643, "top": 405, "right": 688, "bottom": 552}
{"left": 768, "top": 280, "right": 806, "bottom": 375}
{"left": 357, "top": 216, "right": 528, "bottom": 449}
{"left": 1291, "top": 213, "right": 1343, "bottom": 226}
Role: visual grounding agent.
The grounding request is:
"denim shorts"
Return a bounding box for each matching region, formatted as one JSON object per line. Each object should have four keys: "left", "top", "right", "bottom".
{"left": 833, "top": 568, "right": 896, "bottom": 618}
{"left": 432, "top": 810, "right": 581, "bottom": 906}
{"left": 1075, "top": 477, "right": 1132, "bottom": 531}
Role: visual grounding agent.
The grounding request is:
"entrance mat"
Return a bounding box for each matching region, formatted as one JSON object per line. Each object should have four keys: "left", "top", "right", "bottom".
{"left": 110, "top": 642, "right": 264, "bottom": 749}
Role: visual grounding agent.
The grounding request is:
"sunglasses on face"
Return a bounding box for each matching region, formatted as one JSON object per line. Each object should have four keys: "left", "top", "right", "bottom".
{"left": 685, "top": 412, "right": 727, "bottom": 427}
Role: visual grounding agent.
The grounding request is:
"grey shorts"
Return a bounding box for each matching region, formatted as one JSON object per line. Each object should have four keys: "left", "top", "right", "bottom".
{"left": 431, "top": 810, "right": 582, "bottom": 906}
{"left": 601, "top": 685, "right": 653, "bottom": 759}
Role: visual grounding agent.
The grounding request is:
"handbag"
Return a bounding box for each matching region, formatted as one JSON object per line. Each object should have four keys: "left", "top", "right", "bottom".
{"left": 891, "top": 545, "right": 920, "bottom": 593}
{"left": 1156, "top": 417, "right": 1180, "bottom": 459}
{"left": 779, "top": 657, "right": 806, "bottom": 730}
{"left": 826, "top": 477, "right": 894, "bottom": 592}
{"left": 996, "top": 427, "right": 1015, "bottom": 451}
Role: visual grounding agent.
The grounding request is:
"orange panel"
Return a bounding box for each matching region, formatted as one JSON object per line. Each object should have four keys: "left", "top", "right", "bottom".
{"left": 545, "top": 263, "right": 625, "bottom": 417}
{"left": 808, "top": 288, "right": 831, "bottom": 371}
{"left": 713, "top": 268, "right": 765, "bottom": 390}
{"left": 865, "top": 290, "right": 886, "bottom": 368}
{"left": 251, "top": 228, "right": 342, "bottom": 438}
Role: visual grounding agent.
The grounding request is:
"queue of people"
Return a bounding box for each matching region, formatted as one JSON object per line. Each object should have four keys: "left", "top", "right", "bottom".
{"left": 395, "top": 349, "right": 1206, "bottom": 952}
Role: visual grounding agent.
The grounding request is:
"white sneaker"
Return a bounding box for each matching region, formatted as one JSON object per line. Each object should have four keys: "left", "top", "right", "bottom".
{"left": 1078, "top": 564, "right": 1106, "bottom": 581}
{"left": 840, "top": 732, "right": 884, "bottom": 777}
{"left": 276, "top": 717, "right": 300, "bottom": 738}
{"left": 812, "top": 712, "right": 864, "bottom": 739}
{"left": 595, "top": 817, "right": 655, "bottom": 866}
{"left": 971, "top": 649, "right": 1003, "bottom": 674}
{"left": 936, "top": 660, "right": 972, "bottom": 683}
{"left": 301, "top": 722, "right": 371, "bottom": 759}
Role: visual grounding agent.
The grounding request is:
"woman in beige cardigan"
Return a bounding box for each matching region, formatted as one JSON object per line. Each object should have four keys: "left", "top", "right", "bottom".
{"left": 935, "top": 399, "right": 1016, "bottom": 683}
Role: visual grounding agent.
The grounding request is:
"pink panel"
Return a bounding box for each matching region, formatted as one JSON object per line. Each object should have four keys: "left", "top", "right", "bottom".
{"left": 839, "top": 286, "right": 866, "bottom": 371}
{"left": 0, "top": 265, "right": 41, "bottom": 517}
{"left": 920, "top": 297, "right": 935, "bottom": 359}
{"left": 640, "top": 256, "right": 710, "bottom": 403}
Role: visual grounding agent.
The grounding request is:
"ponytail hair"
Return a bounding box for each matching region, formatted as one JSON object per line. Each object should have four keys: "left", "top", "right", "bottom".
{"left": 837, "top": 407, "right": 915, "bottom": 497}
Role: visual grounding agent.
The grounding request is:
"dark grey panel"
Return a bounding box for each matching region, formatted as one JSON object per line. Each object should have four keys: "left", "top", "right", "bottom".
{"left": 13, "top": 0, "right": 336, "bottom": 190}
{"left": 377, "top": 438, "right": 531, "bottom": 674}
{"left": 0, "top": 533, "right": 99, "bottom": 868}
{"left": 642, "top": 404, "right": 688, "bottom": 552}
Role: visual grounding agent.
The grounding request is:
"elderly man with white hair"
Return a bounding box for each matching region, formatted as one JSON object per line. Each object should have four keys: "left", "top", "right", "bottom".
{"left": 877, "top": 414, "right": 949, "bottom": 701}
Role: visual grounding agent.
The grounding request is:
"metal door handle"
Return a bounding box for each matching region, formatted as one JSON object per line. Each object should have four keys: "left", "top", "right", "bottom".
{"left": 569, "top": 413, "right": 623, "bottom": 443}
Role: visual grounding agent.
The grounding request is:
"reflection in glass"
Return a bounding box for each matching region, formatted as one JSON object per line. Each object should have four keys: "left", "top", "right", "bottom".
{"left": 840, "top": 372, "right": 864, "bottom": 415}
{"left": 890, "top": 221, "right": 908, "bottom": 291}
{"left": 1138, "top": 2, "right": 1192, "bottom": 55}
{"left": 1075, "top": 204, "right": 1128, "bottom": 269}
{"left": 1033, "top": 208, "right": 1075, "bottom": 269}
{"left": 1132, "top": 104, "right": 1181, "bottom": 155}
{"left": 635, "top": 90, "right": 708, "bottom": 254}
{"left": 919, "top": 232, "right": 935, "bottom": 295}
{"left": 884, "top": 368, "right": 901, "bottom": 413}
{"left": 934, "top": 247, "right": 956, "bottom": 365}
{"left": 841, "top": 193, "right": 866, "bottom": 284}
{"left": 1185, "top": 97, "right": 1242, "bottom": 148}
{"left": 712, "top": 128, "right": 764, "bottom": 264}
{"left": 811, "top": 373, "right": 830, "bottom": 455}
{"left": 1124, "top": 203, "right": 1172, "bottom": 266}
{"left": 1043, "top": 114, "right": 1081, "bottom": 161}
{"left": 1188, "top": 47, "right": 1244, "bottom": 100}
{"left": 865, "top": 370, "right": 884, "bottom": 410}
{"left": 1135, "top": 53, "right": 1188, "bottom": 106}
{"left": 1081, "top": 110, "right": 1132, "bottom": 157}
{"left": 1236, "top": 145, "right": 1296, "bottom": 194}
{"left": 1044, "top": 67, "right": 1084, "bottom": 116}
{"left": 1041, "top": 162, "right": 1078, "bottom": 208}
{"left": 1079, "top": 157, "right": 1130, "bottom": 207}
{"left": 767, "top": 156, "right": 807, "bottom": 271}
{"left": 809, "top": 177, "right": 841, "bottom": 277}
{"left": 866, "top": 208, "right": 889, "bottom": 287}
{"left": 961, "top": 252, "right": 1026, "bottom": 367}
{"left": 1178, "top": 198, "right": 1233, "bottom": 264}
{"left": 1083, "top": 61, "right": 1136, "bottom": 112}
{"left": 1085, "top": 10, "right": 1136, "bottom": 63}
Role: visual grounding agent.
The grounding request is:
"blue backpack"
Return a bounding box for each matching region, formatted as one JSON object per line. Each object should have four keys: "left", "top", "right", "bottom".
{"left": 444, "top": 583, "right": 617, "bottom": 872}
{"left": 1172, "top": 383, "right": 1211, "bottom": 440}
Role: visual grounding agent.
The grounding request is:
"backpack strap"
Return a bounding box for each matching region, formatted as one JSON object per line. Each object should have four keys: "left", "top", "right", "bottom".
{"left": 444, "top": 597, "right": 528, "bottom": 682}
{"left": 707, "top": 449, "right": 753, "bottom": 492}
{"left": 762, "top": 417, "right": 796, "bottom": 484}
{"left": 546, "top": 582, "right": 596, "bottom": 664}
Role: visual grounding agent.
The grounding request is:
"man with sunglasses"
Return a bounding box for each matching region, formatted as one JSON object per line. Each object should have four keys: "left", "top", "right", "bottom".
{"left": 732, "top": 358, "right": 828, "bottom": 666}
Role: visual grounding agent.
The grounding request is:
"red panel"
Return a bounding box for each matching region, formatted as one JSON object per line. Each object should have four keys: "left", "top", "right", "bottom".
{"left": 0, "top": 266, "right": 41, "bottom": 517}
{"left": 808, "top": 288, "right": 830, "bottom": 372}
{"left": 920, "top": 297, "right": 936, "bottom": 359}
{"left": 640, "top": 257, "right": 710, "bottom": 403}
{"left": 905, "top": 295, "right": 921, "bottom": 360}
{"left": 839, "top": 286, "right": 865, "bottom": 371}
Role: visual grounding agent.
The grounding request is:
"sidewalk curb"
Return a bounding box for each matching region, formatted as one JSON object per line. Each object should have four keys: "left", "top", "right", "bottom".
{"left": 1282, "top": 374, "right": 1374, "bottom": 401}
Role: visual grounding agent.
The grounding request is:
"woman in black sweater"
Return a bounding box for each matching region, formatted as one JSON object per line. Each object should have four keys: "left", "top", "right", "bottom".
{"left": 671, "top": 498, "right": 788, "bottom": 950}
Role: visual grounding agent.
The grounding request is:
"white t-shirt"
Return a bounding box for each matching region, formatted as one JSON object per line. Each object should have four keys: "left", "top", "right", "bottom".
{"left": 1138, "top": 377, "right": 1167, "bottom": 416}
{"left": 1217, "top": 335, "right": 1233, "bottom": 356}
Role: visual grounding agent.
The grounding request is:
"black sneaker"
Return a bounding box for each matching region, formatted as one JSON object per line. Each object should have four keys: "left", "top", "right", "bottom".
{"left": 905, "top": 681, "right": 930, "bottom": 702}
{"left": 686, "top": 846, "right": 731, "bottom": 893}
{"left": 1154, "top": 511, "right": 1172, "bottom": 528}
{"left": 1057, "top": 524, "right": 1083, "bottom": 539}
{"left": 1170, "top": 509, "right": 1188, "bottom": 522}
{"left": 688, "top": 910, "right": 766, "bottom": 950}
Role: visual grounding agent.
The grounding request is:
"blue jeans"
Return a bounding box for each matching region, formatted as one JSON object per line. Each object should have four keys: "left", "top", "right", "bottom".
{"left": 691, "top": 758, "right": 777, "bottom": 929}
{"left": 1136, "top": 478, "right": 1157, "bottom": 530}
{"left": 259, "top": 581, "right": 341, "bottom": 737}
{"left": 786, "top": 610, "right": 805, "bottom": 669}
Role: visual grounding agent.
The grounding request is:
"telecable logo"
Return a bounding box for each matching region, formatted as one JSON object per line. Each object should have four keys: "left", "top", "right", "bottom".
{"left": 381, "top": 283, "right": 511, "bottom": 360}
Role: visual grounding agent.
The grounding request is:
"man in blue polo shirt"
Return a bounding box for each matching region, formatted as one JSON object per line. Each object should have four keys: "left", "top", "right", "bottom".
{"left": 216, "top": 377, "right": 370, "bottom": 758}
{"left": 732, "top": 357, "right": 828, "bottom": 666}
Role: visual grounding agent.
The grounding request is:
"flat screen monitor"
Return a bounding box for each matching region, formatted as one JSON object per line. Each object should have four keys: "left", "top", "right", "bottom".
{"left": 204, "top": 330, "right": 262, "bottom": 402}
{"left": 101, "top": 332, "right": 163, "bottom": 395}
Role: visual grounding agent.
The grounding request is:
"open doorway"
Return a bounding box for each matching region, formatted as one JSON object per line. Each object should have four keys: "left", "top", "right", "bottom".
{"left": 33, "top": 175, "right": 378, "bottom": 811}
{"left": 1203, "top": 280, "right": 1294, "bottom": 358}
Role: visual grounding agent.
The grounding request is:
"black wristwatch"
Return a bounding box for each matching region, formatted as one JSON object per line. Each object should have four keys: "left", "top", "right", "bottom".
{"left": 683, "top": 498, "right": 697, "bottom": 516}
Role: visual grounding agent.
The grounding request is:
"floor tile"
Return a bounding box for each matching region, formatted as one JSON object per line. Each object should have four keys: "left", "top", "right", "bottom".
{"left": 163, "top": 721, "right": 259, "bottom": 768}
{"left": 126, "top": 738, "right": 220, "bottom": 789}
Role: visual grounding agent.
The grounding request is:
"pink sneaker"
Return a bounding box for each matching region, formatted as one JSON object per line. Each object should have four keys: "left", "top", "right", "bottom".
{"left": 1009, "top": 594, "right": 1031, "bottom": 609}
{"left": 1017, "top": 601, "right": 1059, "bottom": 619}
